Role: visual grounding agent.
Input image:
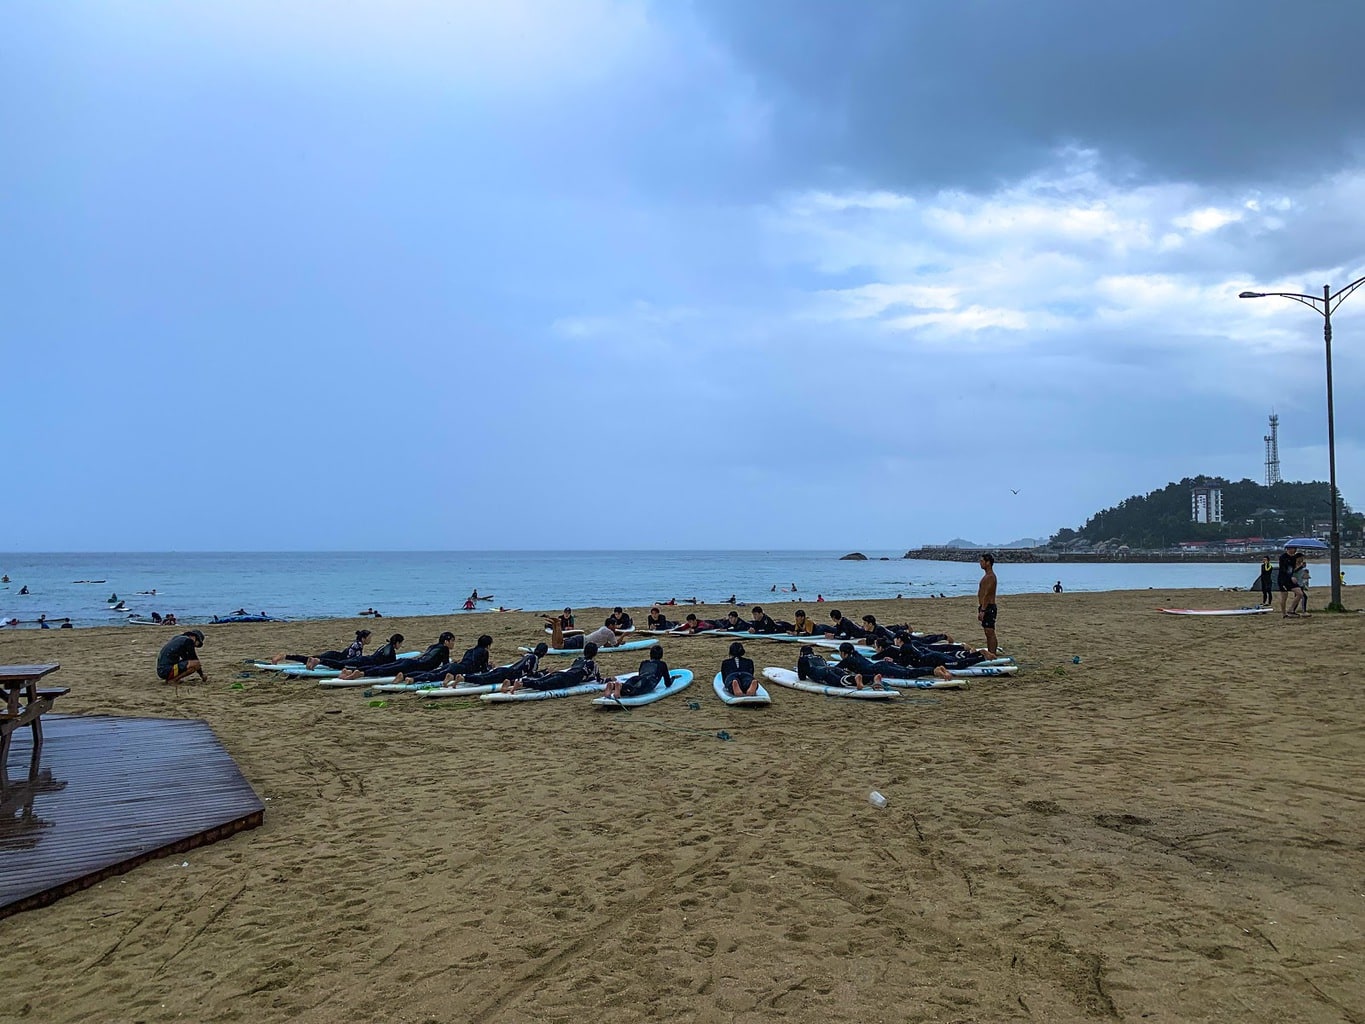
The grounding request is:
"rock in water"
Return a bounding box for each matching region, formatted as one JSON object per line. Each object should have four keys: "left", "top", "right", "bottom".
{"left": 839, "top": 552, "right": 868, "bottom": 561}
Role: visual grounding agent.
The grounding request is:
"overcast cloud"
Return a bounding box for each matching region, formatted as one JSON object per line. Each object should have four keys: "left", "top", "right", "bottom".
{"left": 3, "top": 1, "right": 1363, "bottom": 551}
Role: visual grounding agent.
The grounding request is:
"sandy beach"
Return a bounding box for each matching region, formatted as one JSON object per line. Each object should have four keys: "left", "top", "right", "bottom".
{"left": 1, "top": 587, "right": 1362, "bottom": 1023}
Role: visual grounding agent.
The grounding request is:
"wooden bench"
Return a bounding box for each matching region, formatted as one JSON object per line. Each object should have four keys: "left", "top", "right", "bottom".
{"left": 0, "top": 665, "right": 63, "bottom": 785}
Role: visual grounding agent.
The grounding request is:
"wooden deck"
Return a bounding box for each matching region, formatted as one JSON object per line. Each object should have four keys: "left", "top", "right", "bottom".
{"left": 0, "top": 714, "right": 265, "bottom": 918}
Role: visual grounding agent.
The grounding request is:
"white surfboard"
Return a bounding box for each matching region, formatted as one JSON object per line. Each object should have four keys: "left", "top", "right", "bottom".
{"left": 481, "top": 681, "right": 606, "bottom": 703}
{"left": 591, "top": 669, "right": 693, "bottom": 709}
{"left": 1158, "top": 607, "right": 1271, "bottom": 616}
{"left": 946, "top": 663, "right": 1018, "bottom": 677}
{"left": 712, "top": 671, "right": 771, "bottom": 706}
{"left": 521, "top": 638, "right": 658, "bottom": 656}
{"left": 762, "top": 667, "right": 897, "bottom": 700}
{"left": 879, "top": 675, "right": 968, "bottom": 690}
{"left": 414, "top": 684, "right": 499, "bottom": 698}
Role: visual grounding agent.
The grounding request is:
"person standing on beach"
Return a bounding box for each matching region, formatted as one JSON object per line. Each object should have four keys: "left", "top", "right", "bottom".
{"left": 1277, "top": 545, "right": 1297, "bottom": 616}
{"left": 977, "top": 553, "right": 998, "bottom": 657}
{"left": 1258, "top": 555, "right": 1274, "bottom": 606}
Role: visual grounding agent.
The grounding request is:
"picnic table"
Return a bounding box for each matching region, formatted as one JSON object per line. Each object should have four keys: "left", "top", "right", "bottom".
{"left": 0, "top": 665, "right": 67, "bottom": 785}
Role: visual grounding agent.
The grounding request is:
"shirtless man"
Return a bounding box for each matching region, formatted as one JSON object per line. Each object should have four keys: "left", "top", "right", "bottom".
{"left": 977, "top": 553, "right": 998, "bottom": 657}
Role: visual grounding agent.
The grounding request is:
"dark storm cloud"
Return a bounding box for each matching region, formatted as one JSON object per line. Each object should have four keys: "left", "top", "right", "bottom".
{"left": 688, "top": 0, "right": 1365, "bottom": 189}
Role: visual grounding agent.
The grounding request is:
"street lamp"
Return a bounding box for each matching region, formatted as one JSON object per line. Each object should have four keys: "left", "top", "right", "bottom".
{"left": 1239, "top": 276, "right": 1365, "bottom": 612}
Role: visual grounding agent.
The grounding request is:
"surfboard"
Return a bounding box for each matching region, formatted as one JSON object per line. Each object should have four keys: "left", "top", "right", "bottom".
{"left": 520, "top": 638, "right": 658, "bottom": 656}
{"left": 415, "top": 683, "right": 499, "bottom": 698}
{"left": 1157, "top": 607, "right": 1271, "bottom": 616}
{"left": 481, "top": 681, "right": 606, "bottom": 703}
{"left": 879, "top": 675, "right": 967, "bottom": 690}
{"left": 590, "top": 669, "right": 693, "bottom": 709}
{"left": 946, "top": 663, "right": 1018, "bottom": 677}
{"left": 762, "top": 667, "right": 897, "bottom": 700}
{"left": 712, "top": 671, "right": 771, "bottom": 706}
{"left": 543, "top": 627, "right": 586, "bottom": 636}
{"left": 268, "top": 650, "right": 423, "bottom": 677}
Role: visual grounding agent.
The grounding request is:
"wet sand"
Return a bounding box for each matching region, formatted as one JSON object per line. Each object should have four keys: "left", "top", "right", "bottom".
{"left": 1, "top": 587, "right": 1362, "bottom": 1023}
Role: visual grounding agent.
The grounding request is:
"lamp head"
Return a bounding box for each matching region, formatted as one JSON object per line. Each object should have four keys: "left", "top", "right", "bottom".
{"left": 1239, "top": 291, "right": 1265, "bottom": 299}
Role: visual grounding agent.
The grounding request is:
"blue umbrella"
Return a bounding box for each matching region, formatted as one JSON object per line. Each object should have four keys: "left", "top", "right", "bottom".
{"left": 1284, "top": 537, "right": 1330, "bottom": 550}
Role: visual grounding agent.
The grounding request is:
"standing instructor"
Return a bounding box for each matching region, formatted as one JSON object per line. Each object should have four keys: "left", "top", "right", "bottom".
{"left": 977, "top": 553, "right": 998, "bottom": 657}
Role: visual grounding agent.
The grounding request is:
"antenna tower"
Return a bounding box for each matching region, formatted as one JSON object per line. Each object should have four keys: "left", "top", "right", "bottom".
{"left": 1264, "top": 413, "right": 1281, "bottom": 487}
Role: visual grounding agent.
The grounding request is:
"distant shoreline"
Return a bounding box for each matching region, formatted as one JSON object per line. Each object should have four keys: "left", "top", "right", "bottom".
{"left": 902, "top": 549, "right": 1364, "bottom": 564}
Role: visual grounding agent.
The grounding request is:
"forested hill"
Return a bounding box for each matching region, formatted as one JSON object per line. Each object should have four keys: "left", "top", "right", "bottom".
{"left": 1052, "top": 478, "right": 1360, "bottom": 549}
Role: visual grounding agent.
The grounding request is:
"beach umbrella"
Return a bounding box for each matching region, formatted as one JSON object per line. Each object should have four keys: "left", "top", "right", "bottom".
{"left": 1284, "top": 537, "right": 1330, "bottom": 550}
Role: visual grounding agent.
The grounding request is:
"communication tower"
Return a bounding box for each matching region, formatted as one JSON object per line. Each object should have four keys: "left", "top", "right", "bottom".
{"left": 1264, "top": 413, "right": 1281, "bottom": 487}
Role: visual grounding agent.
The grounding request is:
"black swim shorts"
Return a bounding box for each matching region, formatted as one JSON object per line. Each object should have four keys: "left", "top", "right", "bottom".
{"left": 980, "top": 604, "right": 998, "bottom": 629}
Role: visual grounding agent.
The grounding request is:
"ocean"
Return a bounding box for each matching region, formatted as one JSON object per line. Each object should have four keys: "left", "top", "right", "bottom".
{"left": 0, "top": 550, "right": 1272, "bottom": 628}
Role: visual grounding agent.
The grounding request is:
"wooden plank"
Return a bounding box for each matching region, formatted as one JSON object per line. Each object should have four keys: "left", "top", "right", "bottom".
{"left": 0, "top": 714, "right": 265, "bottom": 918}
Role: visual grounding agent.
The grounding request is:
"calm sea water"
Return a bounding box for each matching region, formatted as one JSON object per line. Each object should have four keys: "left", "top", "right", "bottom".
{"left": 0, "top": 551, "right": 1274, "bottom": 628}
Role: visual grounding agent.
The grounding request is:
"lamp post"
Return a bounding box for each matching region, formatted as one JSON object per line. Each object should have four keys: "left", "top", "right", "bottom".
{"left": 1239, "top": 275, "right": 1365, "bottom": 612}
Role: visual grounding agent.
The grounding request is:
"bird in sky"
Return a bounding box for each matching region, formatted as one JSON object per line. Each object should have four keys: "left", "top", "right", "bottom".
{"left": 1010, "top": 488, "right": 1020, "bottom": 495}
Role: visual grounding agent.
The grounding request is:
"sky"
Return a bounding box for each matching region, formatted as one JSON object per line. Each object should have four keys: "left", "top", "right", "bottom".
{"left": 5, "top": 0, "right": 1365, "bottom": 551}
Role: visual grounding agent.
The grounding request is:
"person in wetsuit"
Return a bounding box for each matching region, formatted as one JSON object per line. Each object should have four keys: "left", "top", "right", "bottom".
{"left": 796, "top": 645, "right": 856, "bottom": 688}
{"left": 606, "top": 607, "right": 634, "bottom": 630}
{"left": 157, "top": 629, "right": 207, "bottom": 684}
{"left": 337, "top": 632, "right": 453, "bottom": 680}
{"left": 393, "top": 635, "right": 493, "bottom": 685}
{"left": 458, "top": 643, "right": 549, "bottom": 689}
{"left": 645, "top": 607, "right": 674, "bottom": 631}
{"left": 720, "top": 641, "right": 758, "bottom": 698}
{"left": 672, "top": 613, "right": 720, "bottom": 633}
{"left": 504, "top": 642, "right": 604, "bottom": 694}
{"left": 747, "top": 606, "right": 788, "bottom": 634}
{"left": 602, "top": 644, "right": 672, "bottom": 699}
{"left": 270, "top": 629, "right": 372, "bottom": 668}
{"left": 827, "top": 609, "right": 868, "bottom": 639}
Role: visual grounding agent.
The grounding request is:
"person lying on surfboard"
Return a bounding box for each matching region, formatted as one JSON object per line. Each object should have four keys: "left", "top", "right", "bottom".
{"left": 392, "top": 635, "right": 493, "bottom": 685}
{"left": 713, "top": 610, "right": 750, "bottom": 632}
{"left": 455, "top": 643, "right": 549, "bottom": 689}
{"left": 747, "top": 606, "right": 790, "bottom": 635}
{"left": 269, "top": 629, "right": 371, "bottom": 668}
{"left": 503, "top": 643, "right": 603, "bottom": 693}
{"left": 720, "top": 642, "right": 759, "bottom": 698}
{"left": 606, "top": 607, "right": 634, "bottom": 630}
{"left": 855, "top": 641, "right": 957, "bottom": 681}
{"left": 827, "top": 610, "right": 869, "bottom": 639}
{"left": 337, "top": 632, "right": 453, "bottom": 680}
{"left": 645, "top": 607, "right": 674, "bottom": 631}
{"left": 602, "top": 645, "right": 672, "bottom": 700}
{"left": 878, "top": 635, "right": 981, "bottom": 671}
{"left": 797, "top": 646, "right": 869, "bottom": 689}
{"left": 671, "top": 613, "right": 722, "bottom": 633}
{"left": 544, "top": 616, "right": 630, "bottom": 651}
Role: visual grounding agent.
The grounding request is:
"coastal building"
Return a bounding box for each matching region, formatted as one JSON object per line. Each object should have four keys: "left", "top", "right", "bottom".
{"left": 1190, "top": 485, "right": 1224, "bottom": 524}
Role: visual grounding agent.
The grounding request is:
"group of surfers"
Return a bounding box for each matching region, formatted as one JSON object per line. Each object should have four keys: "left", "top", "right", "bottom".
{"left": 258, "top": 600, "right": 989, "bottom": 699}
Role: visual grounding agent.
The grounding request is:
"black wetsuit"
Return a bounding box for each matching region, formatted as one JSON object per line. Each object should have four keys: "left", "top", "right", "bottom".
{"left": 829, "top": 617, "right": 868, "bottom": 639}
{"left": 464, "top": 653, "right": 541, "bottom": 687}
{"left": 646, "top": 614, "right": 674, "bottom": 631}
{"left": 618, "top": 659, "right": 671, "bottom": 698}
{"left": 359, "top": 642, "right": 449, "bottom": 679}
{"left": 284, "top": 638, "right": 365, "bottom": 666}
{"left": 796, "top": 651, "right": 850, "bottom": 687}
{"left": 747, "top": 615, "right": 782, "bottom": 634}
{"left": 520, "top": 656, "right": 600, "bottom": 692}
{"left": 156, "top": 635, "right": 198, "bottom": 680}
{"left": 720, "top": 655, "right": 755, "bottom": 693}
{"left": 838, "top": 651, "right": 938, "bottom": 680}
{"left": 402, "top": 645, "right": 491, "bottom": 684}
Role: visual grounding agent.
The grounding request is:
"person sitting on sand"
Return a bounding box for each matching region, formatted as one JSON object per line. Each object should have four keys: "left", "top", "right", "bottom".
{"left": 452, "top": 643, "right": 550, "bottom": 690}
{"left": 337, "top": 632, "right": 453, "bottom": 680}
{"left": 271, "top": 629, "right": 372, "bottom": 668}
{"left": 504, "top": 642, "right": 603, "bottom": 694}
{"left": 645, "top": 606, "right": 674, "bottom": 631}
{"left": 163, "top": 613, "right": 178, "bottom": 626}
{"left": 603, "top": 644, "right": 672, "bottom": 700}
{"left": 720, "top": 642, "right": 759, "bottom": 698}
{"left": 545, "top": 617, "right": 629, "bottom": 650}
{"left": 157, "top": 630, "right": 207, "bottom": 684}
{"left": 394, "top": 634, "right": 493, "bottom": 685}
